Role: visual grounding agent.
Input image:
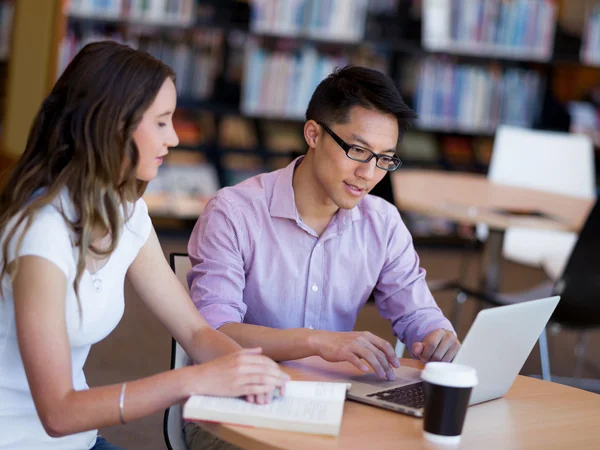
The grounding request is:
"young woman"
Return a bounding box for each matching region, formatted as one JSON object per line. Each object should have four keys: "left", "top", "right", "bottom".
{"left": 0, "top": 41, "right": 289, "bottom": 450}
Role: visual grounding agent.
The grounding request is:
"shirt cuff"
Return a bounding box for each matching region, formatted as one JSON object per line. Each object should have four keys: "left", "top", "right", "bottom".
{"left": 198, "top": 303, "right": 244, "bottom": 330}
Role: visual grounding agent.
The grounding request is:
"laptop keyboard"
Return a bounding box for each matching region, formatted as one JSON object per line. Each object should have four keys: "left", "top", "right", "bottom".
{"left": 366, "top": 382, "right": 425, "bottom": 409}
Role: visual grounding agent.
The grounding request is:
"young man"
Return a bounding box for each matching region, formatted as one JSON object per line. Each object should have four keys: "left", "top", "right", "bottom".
{"left": 185, "top": 65, "right": 460, "bottom": 449}
{"left": 188, "top": 65, "right": 459, "bottom": 381}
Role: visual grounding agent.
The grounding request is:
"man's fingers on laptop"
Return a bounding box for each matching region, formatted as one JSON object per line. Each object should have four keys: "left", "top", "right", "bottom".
{"left": 419, "top": 329, "right": 458, "bottom": 362}
{"left": 344, "top": 351, "right": 370, "bottom": 373}
{"left": 439, "top": 337, "right": 461, "bottom": 362}
{"left": 411, "top": 341, "right": 424, "bottom": 358}
{"left": 433, "top": 330, "right": 460, "bottom": 362}
{"left": 417, "top": 330, "right": 444, "bottom": 361}
{"left": 363, "top": 332, "right": 400, "bottom": 368}
{"left": 345, "top": 345, "right": 386, "bottom": 377}
{"left": 431, "top": 336, "right": 453, "bottom": 361}
{"left": 361, "top": 340, "right": 396, "bottom": 380}
{"left": 350, "top": 343, "right": 393, "bottom": 380}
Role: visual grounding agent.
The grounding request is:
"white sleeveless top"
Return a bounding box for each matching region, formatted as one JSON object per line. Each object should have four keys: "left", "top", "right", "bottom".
{"left": 0, "top": 190, "right": 152, "bottom": 449}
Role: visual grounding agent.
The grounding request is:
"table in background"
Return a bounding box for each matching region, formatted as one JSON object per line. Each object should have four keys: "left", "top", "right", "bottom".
{"left": 391, "top": 170, "right": 593, "bottom": 292}
{"left": 200, "top": 356, "right": 600, "bottom": 449}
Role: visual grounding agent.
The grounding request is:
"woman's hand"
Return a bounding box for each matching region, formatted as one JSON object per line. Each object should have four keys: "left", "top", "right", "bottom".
{"left": 182, "top": 347, "right": 289, "bottom": 398}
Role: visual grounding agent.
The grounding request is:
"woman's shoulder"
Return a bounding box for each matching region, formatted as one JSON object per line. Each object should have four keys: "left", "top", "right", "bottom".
{"left": 1, "top": 198, "right": 75, "bottom": 277}
{"left": 123, "top": 196, "right": 152, "bottom": 243}
{"left": 7, "top": 199, "right": 73, "bottom": 243}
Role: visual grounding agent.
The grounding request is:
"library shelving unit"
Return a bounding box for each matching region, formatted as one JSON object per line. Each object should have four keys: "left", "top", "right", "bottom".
{"left": 3, "top": 0, "right": 600, "bottom": 239}
{"left": 0, "top": 0, "right": 13, "bottom": 164}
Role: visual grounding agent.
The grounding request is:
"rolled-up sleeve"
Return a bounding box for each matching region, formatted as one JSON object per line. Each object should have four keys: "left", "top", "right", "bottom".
{"left": 373, "top": 211, "right": 455, "bottom": 354}
{"left": 187, "top": 197, "right": 248, "bottom": 329}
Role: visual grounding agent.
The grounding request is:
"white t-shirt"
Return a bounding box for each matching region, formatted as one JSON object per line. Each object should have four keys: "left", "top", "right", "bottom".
{"left": 0, "top": 190, "right": 152, "bottom": 449}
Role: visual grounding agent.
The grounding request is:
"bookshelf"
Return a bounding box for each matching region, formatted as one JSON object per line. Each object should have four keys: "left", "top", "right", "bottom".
{"left": 3, "top": 0, "right": 600, "bottom": 239}
{"left": 0, "top": 0, "right": 13, "bottom": 159}
{"left": 0, "top": 0, "right": 12, "bottom": 62}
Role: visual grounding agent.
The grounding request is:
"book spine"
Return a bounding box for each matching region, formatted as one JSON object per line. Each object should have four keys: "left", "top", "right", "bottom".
{"left": 422, "top": 0, "right": 452, "bottom": 50}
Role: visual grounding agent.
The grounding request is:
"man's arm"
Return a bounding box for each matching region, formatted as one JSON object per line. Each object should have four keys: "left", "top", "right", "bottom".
{"left": 219, "top": 323, "right": 400, "bottom": 380}
{"left": 374, "top": 210, "right": 459, "bottom": 362}
{"left": 217, "top": 323, "right": 314, "bottom": 361}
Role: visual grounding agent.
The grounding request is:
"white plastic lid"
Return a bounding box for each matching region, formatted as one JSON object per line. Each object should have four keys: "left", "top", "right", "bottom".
{"left": 423, "top": 431, "right": 462, "bottom": 445}
{"left": 420, "top": 362, "right": 478, "bottom": 388}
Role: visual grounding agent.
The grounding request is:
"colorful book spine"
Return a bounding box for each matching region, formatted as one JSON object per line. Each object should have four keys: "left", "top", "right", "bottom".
{"left": 422, "top": 0, "right": 557, "bottom": 61}
{"left": 249, "top": 0, "right": 368, "bottom": 43}
{"left": 414, "top": 57, "right": 542, "bottom": 133}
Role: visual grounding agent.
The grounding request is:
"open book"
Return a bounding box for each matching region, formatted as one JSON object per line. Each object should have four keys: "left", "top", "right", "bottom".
{"left": 183, "top": 381, "right": 351, "bottom": 436}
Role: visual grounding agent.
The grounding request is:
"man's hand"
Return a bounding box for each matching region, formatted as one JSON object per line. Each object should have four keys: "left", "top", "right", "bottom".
{"left": 412, "top": 329, "right": 460, "bottom": 363}
{"left": 309, "top": 330, "right": 400, "bottom": 380}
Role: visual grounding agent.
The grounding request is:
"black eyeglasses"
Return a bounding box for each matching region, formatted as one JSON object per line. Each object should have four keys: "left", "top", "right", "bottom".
{"left": 317, "top": 121, "right": 402, "bottom": 172}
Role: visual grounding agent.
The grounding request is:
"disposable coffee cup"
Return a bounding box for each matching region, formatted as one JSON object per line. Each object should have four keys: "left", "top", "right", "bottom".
{"left": 420, "top": 362, "right": 478, "bottom": 445}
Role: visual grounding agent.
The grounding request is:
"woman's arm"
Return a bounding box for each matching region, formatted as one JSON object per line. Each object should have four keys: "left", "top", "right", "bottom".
{"left": 14, "top": 255, "right": 287, "bottom": 438}
{"left": 125, "top": 227, "right": 243, "bottom": 363}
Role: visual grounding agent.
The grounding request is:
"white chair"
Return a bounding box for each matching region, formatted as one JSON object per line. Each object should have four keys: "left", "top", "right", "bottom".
{"left": 164, "top": 254, "right": 192, "bottom": 450}
{"left": 394, "top": 340, "right": 405, "bottom": 357}
{"left": 480, "top": 125, "right": 596, "bottom": 273}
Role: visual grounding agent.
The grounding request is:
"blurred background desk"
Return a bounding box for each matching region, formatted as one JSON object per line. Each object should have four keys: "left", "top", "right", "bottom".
{"left": 392, "top": 169, "right": 594, "bottom": 293}
{"left": 200, "top": 356, "right": 600, "bottom": 450}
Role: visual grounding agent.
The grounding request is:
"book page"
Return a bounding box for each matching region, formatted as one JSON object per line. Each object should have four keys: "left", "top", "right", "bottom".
{"left": 283, "top": 381, "right": 351, "bottom": 400}
{"left": 185, "top": 394, "right": 343, "bottom": 426}
{"left": 183, "top": 381, "right": 350, "bottom": 432}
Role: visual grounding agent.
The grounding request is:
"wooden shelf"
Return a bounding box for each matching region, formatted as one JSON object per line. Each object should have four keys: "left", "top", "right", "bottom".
{"left": 176, "top": 98, "right": 241, "bottom": 116}
{"left": 65, "top": 13, "right": 595, "bottom": 68}
{"left": 177, "top": 143, "right": 295, "bottom": 159}
{"left": 67, "top": 13, "right": 248, "bottom": 33}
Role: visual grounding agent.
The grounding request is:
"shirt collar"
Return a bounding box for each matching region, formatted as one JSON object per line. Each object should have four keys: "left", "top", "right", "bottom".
{"left": 269, "top": 156, "right": 363, "bottom": 226}
{"left": 270, "top": 157, "right": 303, "bottom": 220}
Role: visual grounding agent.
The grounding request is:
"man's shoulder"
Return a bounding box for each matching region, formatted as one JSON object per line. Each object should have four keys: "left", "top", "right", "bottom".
{"left": 210, "top": 170, "right": 279, "bottom": 215}
{"left": 358, "top": 194, "right": 400, "bottom": 220}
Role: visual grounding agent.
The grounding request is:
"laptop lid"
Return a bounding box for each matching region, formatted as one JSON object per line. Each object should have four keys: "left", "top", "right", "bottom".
{"left": 346, "top": 296, "right": 560, "bottom": 415}
{"left": 454, "top": 296, "right": 560, "bottom": 405}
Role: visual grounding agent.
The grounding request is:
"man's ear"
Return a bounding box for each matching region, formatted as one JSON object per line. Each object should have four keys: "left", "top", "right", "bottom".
{"left": 304, "top": 120, "right": 320, "bottom": 148}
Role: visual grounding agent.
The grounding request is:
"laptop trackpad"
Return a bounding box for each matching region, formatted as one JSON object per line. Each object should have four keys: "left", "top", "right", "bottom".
{"left": 348, "top": 366, "right": 422, "bottom": 393}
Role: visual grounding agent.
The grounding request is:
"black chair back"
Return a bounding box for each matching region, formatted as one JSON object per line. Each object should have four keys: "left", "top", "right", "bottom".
{"left": 554, "top": 199, "right": 600, "bottom": 328}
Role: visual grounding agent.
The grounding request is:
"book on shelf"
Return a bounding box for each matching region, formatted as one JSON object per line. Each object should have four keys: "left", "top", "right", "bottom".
{"left": 222, "top": 153, "right": 265, "bottom": 186}
{"left": 173, "top": 111, "right": 217, "bottom": 147}
{"left": 57, "top": 25, "right": 229, "bottom": 99}
{"left": 144, "top": 150, "right": 218, "bottom": 218}
{"left": 439, "top": 135, "right": 475, "bottom": 170}
{"left": 0, "top": 1, "right": 13, "bottom": 61}
{"left": 399, "top": 131, "right": 441, "bottom": 165}
{"left": 250, "top": 0, "right": 369, "bottom": 43}
{"left": 183, "top": 380, "right": 351, "bottom": 437}
{"left": 413, "top": 56, "right": 542, "bottom": 132}
{"left": 422, "top": 0, "right": 557, "bottom": 61}
{"left": 241, "top": 43, "right": 349, "bottom": 119}
{"left": 472, "top": 136, "right": 494, "bottom": 167}
{"left": 219, "top": 116, "right": 258, "bottom": 149}
{"left": 581, "top": 2, "right": 600, "bottom": 66}
{"left": 67, "top": 0, "right": 195, "bottom": 26}
{"left": 261, "top": 121, "right": 305, "bottom": 153}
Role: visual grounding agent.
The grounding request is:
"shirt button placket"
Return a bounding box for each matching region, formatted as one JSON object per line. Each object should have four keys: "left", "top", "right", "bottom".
{"left": 305, "top": 240, "right": 323, "bottom": 330}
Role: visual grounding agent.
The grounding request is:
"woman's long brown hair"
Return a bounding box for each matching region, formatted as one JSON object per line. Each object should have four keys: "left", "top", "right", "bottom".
{"left": 0, "top": 41, "right": 175, "bottom": 307}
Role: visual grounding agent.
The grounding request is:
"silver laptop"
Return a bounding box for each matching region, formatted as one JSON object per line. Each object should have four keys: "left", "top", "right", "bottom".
{"left": 346, "top": 296, "right": 560, "bottom": 417}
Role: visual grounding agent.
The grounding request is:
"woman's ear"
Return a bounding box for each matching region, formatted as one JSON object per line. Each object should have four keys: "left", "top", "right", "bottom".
{"left": 303, "top": 120, "right": 321, "bottom": 149}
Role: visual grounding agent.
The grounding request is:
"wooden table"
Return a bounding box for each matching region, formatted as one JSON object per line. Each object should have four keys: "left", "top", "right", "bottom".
{"left": 200, "top": 356, "right": 600, "bottom": 449}
{"left": 391, "top": 170, "right": 593, "bottom": 292}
